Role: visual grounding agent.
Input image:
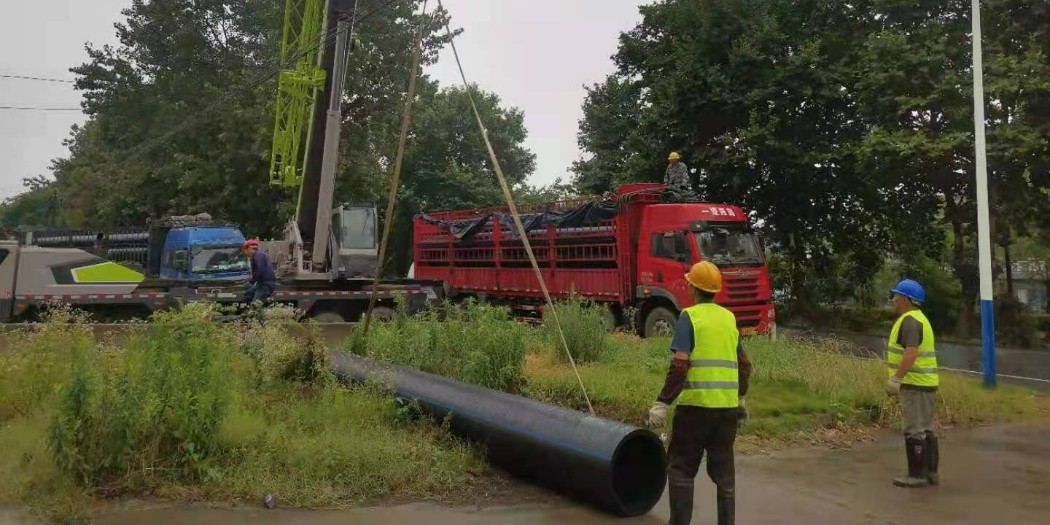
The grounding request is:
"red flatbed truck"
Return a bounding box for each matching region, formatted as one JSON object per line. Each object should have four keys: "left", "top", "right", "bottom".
{"left": 412, "top": 183, "right": 776, "bottom": 337}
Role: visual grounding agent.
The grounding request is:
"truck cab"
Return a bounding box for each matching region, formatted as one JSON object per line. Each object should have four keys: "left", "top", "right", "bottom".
{"left": 159, "top": 226, "right": 249, "bottom": 282}
{"left": 631, "top": 187, "right": 775, "bottom": 336}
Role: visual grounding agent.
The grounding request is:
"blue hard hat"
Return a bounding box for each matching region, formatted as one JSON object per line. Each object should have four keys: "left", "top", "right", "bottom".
{"left": 891, "top": 279, "right": 926, "bottom": 304}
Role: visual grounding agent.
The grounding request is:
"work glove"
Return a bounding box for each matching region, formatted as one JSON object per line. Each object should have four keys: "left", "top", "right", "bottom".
{"left": 885, "top": 377, "right": 902, "bottom": 396}
{"left": 648, "top": 401, "right": 668, "bottom": 429}
{"left": 737, "top": 396, "right": 749, "bottom": 424}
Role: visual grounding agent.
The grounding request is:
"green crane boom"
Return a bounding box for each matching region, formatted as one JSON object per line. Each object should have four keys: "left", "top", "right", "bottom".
{"left": 269, "top": 0, "right": 328, "bottom": 189}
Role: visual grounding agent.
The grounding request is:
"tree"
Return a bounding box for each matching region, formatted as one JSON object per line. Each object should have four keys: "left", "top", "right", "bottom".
{"left": 853, "top": 0, "right": 1050, "bottom": 336}
{"left": 383, "top": 84, "right": 537, "bottom": 276}
{"left": 574, "top": 0, "right": 917, "bottom": 315}
{"left": 39, "top": 0, "right": 462, "bottom": 238}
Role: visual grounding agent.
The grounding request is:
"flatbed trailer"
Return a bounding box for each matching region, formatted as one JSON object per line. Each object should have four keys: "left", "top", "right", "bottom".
{"left": 413, "top": 183, "right": 776, "bottom": 337}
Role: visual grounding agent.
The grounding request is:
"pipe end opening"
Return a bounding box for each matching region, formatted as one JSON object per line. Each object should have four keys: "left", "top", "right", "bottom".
{"left": 611, "top": 429, "right": 667, "bottom": 517}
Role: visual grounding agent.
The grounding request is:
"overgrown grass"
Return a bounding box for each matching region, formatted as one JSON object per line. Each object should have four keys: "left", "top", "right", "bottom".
{"left": 347, "top": 300, "right": 529, "bottom": 392}
{"left": 541, "top": 300, "right": 611, "bottom": 364}
{"left": 0, "top": 305, "right": 482, "bottom": 523}
{"left": 524, "top": 333, "right": 1043, "bottom": 446}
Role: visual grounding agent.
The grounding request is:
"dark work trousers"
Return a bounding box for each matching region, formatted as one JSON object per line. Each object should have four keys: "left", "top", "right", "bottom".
{"left": 241, "top": 280, "right": 276, "bottom": 304}
{"left": 667, "top": 405, "right": 739, "bottom": 525}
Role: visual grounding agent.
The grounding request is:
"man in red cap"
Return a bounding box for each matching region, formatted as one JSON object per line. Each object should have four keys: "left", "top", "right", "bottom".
{"left": 241, "top": 239, "right": 277, "bottom": 305}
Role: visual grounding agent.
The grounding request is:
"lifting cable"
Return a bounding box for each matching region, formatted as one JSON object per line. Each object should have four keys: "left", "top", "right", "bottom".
{"left": 361, "top": 0, "right": 430, "bottom": 335}
{"left": 434, "top": 0, "right": 595, "bottom": 416}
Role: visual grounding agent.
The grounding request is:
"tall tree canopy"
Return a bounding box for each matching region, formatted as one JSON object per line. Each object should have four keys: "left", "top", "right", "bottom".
{"left": 2, "top": 0, "right": 537, "bottom": 259}
{"left": 574, "top": 0, "right": 1050, "bottom": 329}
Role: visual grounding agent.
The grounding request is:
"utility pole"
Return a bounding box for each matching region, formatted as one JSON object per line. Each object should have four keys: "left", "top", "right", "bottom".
{"left": 970, "top": 0, "right": 996, "bottom": 387}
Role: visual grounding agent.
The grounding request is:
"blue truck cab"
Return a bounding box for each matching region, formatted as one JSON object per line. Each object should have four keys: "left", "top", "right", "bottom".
{"left": 158, "top": 226, "right": 250, "bottom": 282}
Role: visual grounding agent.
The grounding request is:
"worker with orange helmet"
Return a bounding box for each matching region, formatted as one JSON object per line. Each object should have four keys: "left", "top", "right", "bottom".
{"left": 648, "top": 261, "right": 752, "bottom": 525}
{"left": 240, "top": 239, "right": 277, "bottom": 305}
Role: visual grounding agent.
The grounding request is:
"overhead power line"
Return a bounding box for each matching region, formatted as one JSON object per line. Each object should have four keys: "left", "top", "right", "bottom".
{"left": 0, "top": 74, "right": 75, "bottom": 84}
{"left": 0, "top": 106, "right": 82, "bottom": 111}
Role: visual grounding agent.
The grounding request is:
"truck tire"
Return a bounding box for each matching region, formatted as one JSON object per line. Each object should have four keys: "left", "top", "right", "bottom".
{"left": 312, "top": 311, "right": 345, "bottom": 324}
{"left": 643, "top": 306, "right": 677, "bottom": 338}
{"left": 368, "top": 306, "right": 395, "bottom": 322}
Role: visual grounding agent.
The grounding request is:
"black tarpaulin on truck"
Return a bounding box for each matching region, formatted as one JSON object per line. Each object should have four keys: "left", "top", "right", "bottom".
{"left": 419, "top": 199, "right": 619, "bottom": 241}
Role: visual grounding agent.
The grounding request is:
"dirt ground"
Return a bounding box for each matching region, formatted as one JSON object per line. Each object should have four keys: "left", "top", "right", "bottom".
{"left": 3, "top": 421, "right": 1046, "bottom": 525}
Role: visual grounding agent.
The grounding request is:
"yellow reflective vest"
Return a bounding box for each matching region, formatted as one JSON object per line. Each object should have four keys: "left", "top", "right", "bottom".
{"left": 887, "top": 309, "right": 939, "bottom": 387}
{"left": 677, "top": 303, "right": 740, "bottom": 408}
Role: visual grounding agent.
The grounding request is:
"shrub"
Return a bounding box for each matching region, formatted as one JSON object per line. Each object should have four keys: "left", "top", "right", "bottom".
{"left": 49, "top": 304, "right": 237, "bottom": 487}
{"left": 349, "top": 301, "right": 528, "bottom": 392}
{"left": 543, "top": 299, "right": 611, "bottom": 364}
{"left": 0, "top": 307, "right": 96, "bottom": 422}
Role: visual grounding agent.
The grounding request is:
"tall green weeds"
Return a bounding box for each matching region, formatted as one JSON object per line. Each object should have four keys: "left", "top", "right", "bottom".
{"left": 542, "top": 299, "right": 611, "bottom": 364}
{"left": 49, "top": 304, "right": 237, "bottom": 487}
{"left": 349, "top": 301, "right": 528, "bottom": 392}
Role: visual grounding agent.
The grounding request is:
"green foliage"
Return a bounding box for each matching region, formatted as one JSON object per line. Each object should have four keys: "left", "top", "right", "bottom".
{"left": 49, "top": 305, "right": 237, "bottom": 486}
{"left": 1, "top": 304, "right": 483, "bottom": 515}
{"left": 525, "top": 334, "right": 1041, "bottom": 441}
{"left": 574, "top": 0, "right": 1050, "bottom": 335}
{"left": 234, "top": 317, "right": 332, "bottom": 386}
{"left": 543, "top": 300, "right": 611, "bottom": 364}
{"left": 349, "top": 301, "right": 529, "bottom": 392}
{"left": 0, "top": 308, "right": 95, "bottom": 422}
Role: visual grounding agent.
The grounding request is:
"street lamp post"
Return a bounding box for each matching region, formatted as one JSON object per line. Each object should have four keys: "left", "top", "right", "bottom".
{"left": 970, "top": 0, "right": 996, "bottom": 387}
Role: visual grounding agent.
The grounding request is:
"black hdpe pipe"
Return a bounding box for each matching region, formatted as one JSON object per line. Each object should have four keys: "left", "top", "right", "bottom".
{"left": 329, "top": 353, "right": 667, "bottom": 517}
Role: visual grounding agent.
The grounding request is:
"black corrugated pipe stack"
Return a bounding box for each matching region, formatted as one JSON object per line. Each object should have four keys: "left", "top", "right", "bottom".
{"left": 329, "top": 353, "right": 667, "bottom": 517}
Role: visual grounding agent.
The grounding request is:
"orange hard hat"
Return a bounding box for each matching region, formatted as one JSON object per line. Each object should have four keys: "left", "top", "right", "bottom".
{"left": 242, "top": 239, "right": 260, "bottom": 250}
{"left": 684, "top": 261, "right": 722, "bottom": 293}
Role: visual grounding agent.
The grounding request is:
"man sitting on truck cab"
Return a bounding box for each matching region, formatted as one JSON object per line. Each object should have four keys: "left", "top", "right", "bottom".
{"left": 241, "top": 239, "right": 276, "bottom": 305}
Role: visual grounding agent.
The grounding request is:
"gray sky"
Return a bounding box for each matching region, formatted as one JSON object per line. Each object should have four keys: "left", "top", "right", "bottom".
{"left": 0, "top": 0, "right": 646, "bottom": 200}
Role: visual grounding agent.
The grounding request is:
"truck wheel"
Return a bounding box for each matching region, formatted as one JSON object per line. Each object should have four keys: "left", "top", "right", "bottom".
{"left": 368, "top": 306, "right": 395, "bottom": 322}
{"left": 312, "top": 311, "right": 345, "bottom": 324}
{"left": 644, "top": 307, "right": 677, "bottom": 338}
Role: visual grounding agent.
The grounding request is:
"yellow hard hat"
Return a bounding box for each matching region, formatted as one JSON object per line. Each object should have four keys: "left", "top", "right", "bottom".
{"left": 668, "top": 152, "right": 681, "bottom": 161}
{"left": 684, "top": 261, "right": 722, "bottom": 293}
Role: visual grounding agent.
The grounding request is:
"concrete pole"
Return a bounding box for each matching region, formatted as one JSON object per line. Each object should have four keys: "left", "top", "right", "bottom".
{"left": 971, "top": 0, "right": 997, "bottom": 387}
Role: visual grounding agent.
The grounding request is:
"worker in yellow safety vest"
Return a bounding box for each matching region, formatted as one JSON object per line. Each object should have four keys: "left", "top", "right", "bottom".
{"left": 885, "top": 279, "right": 939, "bottom": 488}
{"left": 648, "top": 261, "right": 752, "bottom": 525}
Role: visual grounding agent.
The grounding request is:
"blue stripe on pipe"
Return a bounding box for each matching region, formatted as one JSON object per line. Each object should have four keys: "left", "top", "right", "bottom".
{"left": 981, "top": 299, "right": 997, "bottom": 387}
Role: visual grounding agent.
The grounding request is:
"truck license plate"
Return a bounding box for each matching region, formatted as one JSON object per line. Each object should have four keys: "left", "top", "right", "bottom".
{"left": 214, "top": 293, "right": 236, "bottom": 299}
{"left": 741, "top": 328, "right": 757, "bottom": 336}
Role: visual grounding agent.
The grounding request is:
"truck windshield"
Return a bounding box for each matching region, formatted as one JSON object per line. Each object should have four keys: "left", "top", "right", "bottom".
{"left": 191, "top": 246, "right": 250, "bottom": 274}
{"left": 338, "top": 207, "right": 376, "bottom": 250}
{"left": 695, "top": 228, "right": 764, "bottom": 267}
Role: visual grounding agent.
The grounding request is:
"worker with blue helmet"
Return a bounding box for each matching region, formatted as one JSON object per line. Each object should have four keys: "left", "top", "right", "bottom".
{"left": 886, "top": 278, "right": 940, "bottom": 488}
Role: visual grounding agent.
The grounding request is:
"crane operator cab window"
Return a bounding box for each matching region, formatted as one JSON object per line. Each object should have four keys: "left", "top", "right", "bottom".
{"left": 333, "top": 205, "right": 377, "bottom": 252}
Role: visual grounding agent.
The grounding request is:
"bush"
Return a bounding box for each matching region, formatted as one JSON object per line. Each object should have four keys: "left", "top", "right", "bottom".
{"left": 48, "top": 304, "right": 237, "bottom": 487}
{"left": 234, "top": 318, "right": 331, "bottom": 386}
{"left": 543, "top": 300, "right": 611, "bottom": 364}
{"left": 349, "top": 301, "right": 529, "bottom": 392}
{"left": 0, "top": 307, "right": 97, "bottom": 422}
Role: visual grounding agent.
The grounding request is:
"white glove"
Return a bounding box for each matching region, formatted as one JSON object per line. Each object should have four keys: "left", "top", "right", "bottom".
{"left": 648, "top": 401, "right": 668, "bottom": 428}
{"left": 886, "top": 377, "right": 902, "bottom": 396}
{"left": 737, "top": 396, "right": 749, "bottom": 424}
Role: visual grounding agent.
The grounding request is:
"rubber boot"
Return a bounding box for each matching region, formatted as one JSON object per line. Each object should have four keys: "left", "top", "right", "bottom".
{"left": 926, "top": 432, "right": 939, "bottom": 486}
{"left": 716, "top": 485, "right": 735, "bottom": 525}
{"left": 667, "top": 479, "right": 694, "bottom": 525}
{"left": 893, "top": 437, "right": 929, "bottom": 488}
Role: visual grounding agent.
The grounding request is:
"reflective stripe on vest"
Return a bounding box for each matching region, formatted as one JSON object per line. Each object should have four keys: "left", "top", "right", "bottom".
{"left": 887, "top": 309, "right": 939, "bottom": 387}
{"left": 678, "top": 303, "right": 740, "bottom": 408}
